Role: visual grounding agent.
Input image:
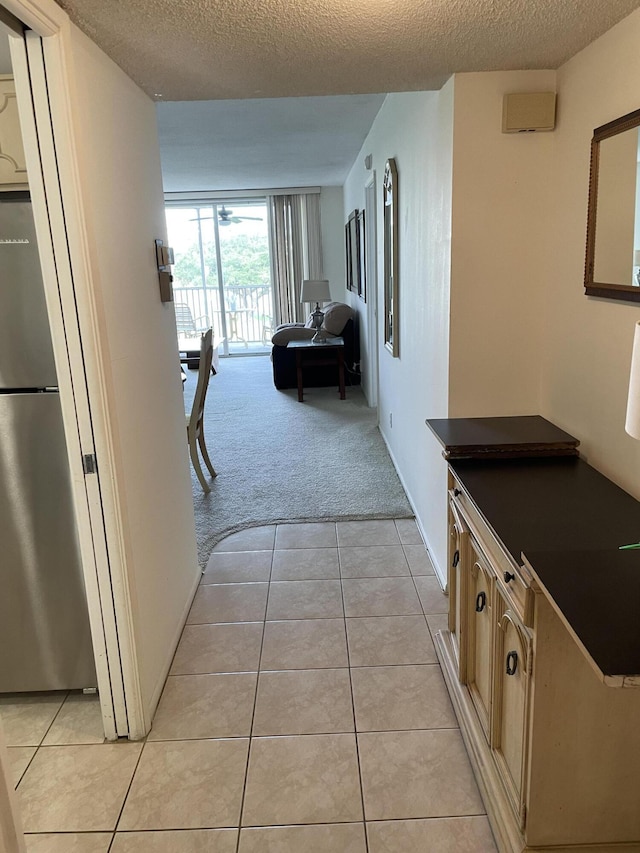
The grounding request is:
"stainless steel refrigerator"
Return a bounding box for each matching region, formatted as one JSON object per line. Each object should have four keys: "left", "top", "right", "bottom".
{"left": 0, "top": 191, "right": 96, "bottom": 692}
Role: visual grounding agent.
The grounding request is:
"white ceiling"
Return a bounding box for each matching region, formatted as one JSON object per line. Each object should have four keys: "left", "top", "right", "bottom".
{"left": 53, "top": 0, "right": 640, "bottom": 101}
{"left": 157, "top": 95, "right": 386, "bottom": 192}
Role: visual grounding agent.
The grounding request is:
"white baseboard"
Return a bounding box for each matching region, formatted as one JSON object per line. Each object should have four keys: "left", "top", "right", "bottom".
{"left": 379, "top": 428, "right": 447, "bottom": 592}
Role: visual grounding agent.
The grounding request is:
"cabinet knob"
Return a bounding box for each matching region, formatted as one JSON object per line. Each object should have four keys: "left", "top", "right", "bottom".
{"left": 506, "top": 651, "right": 518, "bottom": 676}
{"left": 504, "top": 571, "right": 515, "bottom": 584}
{"left": 452, "top": 549, "right": 460, "bottom": 568}
{"left": 475, "top": 591, "right": 486, "bottom": 613}
{"left": 453, "top": 488, "right": 461, "bottom": 497}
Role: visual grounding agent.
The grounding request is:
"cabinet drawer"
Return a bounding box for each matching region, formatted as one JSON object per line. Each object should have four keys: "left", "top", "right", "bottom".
{"left": 449, "top": 476, "right": 534, "bottom": 627}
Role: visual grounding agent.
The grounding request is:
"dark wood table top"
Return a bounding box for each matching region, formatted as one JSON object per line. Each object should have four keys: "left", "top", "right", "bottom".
{"left": 522, "top": 549, "right": 640, "bottom": 679}
{"left": 451, "top": 456, "right": 640, "bottom": 679}
{"left": 426, "top": 415, "right": 579, "bottom": 459}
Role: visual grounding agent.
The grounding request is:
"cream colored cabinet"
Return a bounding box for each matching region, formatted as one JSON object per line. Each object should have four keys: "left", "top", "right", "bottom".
{"left": 491, "top": 599, "right": 531, "bottom": 830}
{"left": 438, "top": 469, "right": 640, "bottom": 853}
{"left": 447, "top": 493, "right": 469, "bottom": 682}
{"left": 466, "top": 540, "right": 494, "bottom": 741}
{"left": 0, "top": 75, "right": 28, "bottom": 188}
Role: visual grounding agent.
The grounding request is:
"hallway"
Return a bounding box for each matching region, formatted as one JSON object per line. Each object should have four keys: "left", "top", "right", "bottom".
{"left": 4, "top": 519, "right": 497, "bottom": 852}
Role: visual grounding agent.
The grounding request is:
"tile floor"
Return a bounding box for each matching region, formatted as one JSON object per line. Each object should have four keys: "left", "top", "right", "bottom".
{"left": 1, "top": 519, "right": 498, "bottom": 852}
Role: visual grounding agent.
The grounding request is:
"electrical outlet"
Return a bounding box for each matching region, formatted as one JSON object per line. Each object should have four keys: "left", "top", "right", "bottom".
{"left": 389, "top": 412, "right": 393, "bottom": 428}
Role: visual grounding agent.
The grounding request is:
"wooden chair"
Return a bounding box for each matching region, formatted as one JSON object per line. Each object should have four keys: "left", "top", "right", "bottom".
{"left": 187, "top": 328, "right": 217, "bottom": 493}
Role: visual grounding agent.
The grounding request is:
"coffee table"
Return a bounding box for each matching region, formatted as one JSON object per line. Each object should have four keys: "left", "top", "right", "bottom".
{"left": 287, "top": 337, "right": 345, "bottom": 402}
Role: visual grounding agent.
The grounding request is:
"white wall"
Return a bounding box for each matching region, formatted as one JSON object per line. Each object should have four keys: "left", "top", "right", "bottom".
{"left": 344, "top": 88, "right": 454, "bottom": 580}
{"left": 66, "top": 25, "right": 200, "bottom": 727}
{"left": 542, "top": 8, "right": 640, "bottom": 498}
{"left": 449, "top": 70, "right": 557, "bottom": 417}
{"left": 319, "top": 186, "right": 345, "bottom": 301}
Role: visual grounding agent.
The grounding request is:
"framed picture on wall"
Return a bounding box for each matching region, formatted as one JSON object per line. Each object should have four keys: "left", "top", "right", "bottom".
{"left": 345, "top": 222, "right": 353, "bottom": 291}
{"left": 383, "top": 158, "right": 399, "bottom": 357}
{"left": 357, "top": 209, "right": 366, "bottom": 302}
{"left": 346, "top": 209, "right": 359, "bottom": 292}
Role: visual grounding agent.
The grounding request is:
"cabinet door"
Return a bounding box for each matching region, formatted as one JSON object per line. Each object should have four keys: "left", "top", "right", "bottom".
{"left": 448, "top": 498, "right": 469, "bottom": 683}
{"left": 467, "top": 541, "right": 494, "bottom": 740}
{"left": 0, "top": 76, "right": 28, "bottom": 187}
{"left": 492, "top": 600, "right": 531, "bottom": 829}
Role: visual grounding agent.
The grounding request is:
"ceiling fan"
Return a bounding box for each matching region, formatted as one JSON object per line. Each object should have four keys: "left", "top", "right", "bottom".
{"left": 190, "top": 206, "right": 263, "bottom": 226}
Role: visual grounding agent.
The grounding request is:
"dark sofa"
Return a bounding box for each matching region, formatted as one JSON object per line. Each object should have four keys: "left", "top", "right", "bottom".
{"left": 271, "top": 303, "right": 361, "bottom": 391}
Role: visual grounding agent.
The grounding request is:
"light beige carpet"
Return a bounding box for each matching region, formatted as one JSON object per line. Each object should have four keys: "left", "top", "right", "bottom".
{"left": 186, "top": 355, "right": 412, "bottom": 565}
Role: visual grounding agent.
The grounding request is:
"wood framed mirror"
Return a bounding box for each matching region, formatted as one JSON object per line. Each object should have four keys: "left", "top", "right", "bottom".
{"left": 585, "top": 107, "right": 640, "bottom": 302}
{"left": 383, "top": 158, "right": 399, "bottom": 356}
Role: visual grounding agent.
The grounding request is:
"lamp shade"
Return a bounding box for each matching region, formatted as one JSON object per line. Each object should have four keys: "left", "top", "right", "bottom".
{"left": 300, "top": 279, "right": 330, "bottom": 304}
{"left": 626, "top": 321, "right": 640, "bottom": 439}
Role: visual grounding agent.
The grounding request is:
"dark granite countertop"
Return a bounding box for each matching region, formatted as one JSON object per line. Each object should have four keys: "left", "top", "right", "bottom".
{"left": 522, "top": 549, "right": 640, "bottom": 679}
{"left": 451, "top": 456, "right": 640, "bottom": 680}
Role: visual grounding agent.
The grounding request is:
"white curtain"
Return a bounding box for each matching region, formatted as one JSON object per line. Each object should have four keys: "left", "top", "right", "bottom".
{"left": 269, "top": 193, "right": 323, "bottom": 325}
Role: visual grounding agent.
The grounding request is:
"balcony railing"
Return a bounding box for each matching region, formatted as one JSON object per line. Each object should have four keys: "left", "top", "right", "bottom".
{"left": 173, "top": 284, "right": 274, "bottom": 352}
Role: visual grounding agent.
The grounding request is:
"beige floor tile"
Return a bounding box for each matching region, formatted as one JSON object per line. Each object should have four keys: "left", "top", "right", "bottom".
{"left": 414, "top": 576, "right": 448, "bottom": 614}
{"left": 43, "top": 693, "right": 105, "bottom": 745}
{"left": 275, "top": 522, "right": 337, "bottom": 549}
{"left": 366, "top": 816, "right": 497, "bottom": 852}
{"left": 253, "top": 669, "right": 354, "bottom": 735}
{"left": 342, "top": 577, "right": 422, "bottom": 617}
{"left": 187, "top": 583, "right": 268, "bottom": 624}
{"left": 346, "top": 616, "right": 437, "bottom": 666}
{"left": 119, "top": 739, "right": 248, "bottom": 830}
{"left": 403, "top": 544, "right": 436, "bottom": 576}
{"left": 202, "top": 550, "right": 273, "bottom": 584}
{"left": 171, "top": 622, "right": 263, "bottom": 674}
{"left": 111, "top": 828, "right": 238, "bottom": 852}
{"left": 239, "top": 823, "right": 367, "bottom": 852}
{"left": 271, "top": 548, "right": 339, "bottom": 580}
{"left": 261, "top": 619, "right": 348, "bottom": 670}
{"left": 358, "top": 730, "right": 484, "bottom": 820}
{"left": 267, "top": 580, "right": 343, "bottom": 619}
{"left": 351, "top": 665, "right": 457, "bottom": 731}
{"left": 24, "top": 833, "right": 113, "bottom": 853}
{"left": 0, "top": 693, "right": 66, "bottom": 746}
{"left": 212, "top": 526, "right": 276, "bottom": 552}
{"left": 243, "top": 734, "right": 363, "bottom": 825}
{"left": 8, "top": 746, "right": 36, "bottom": 787}
{"left": 18, "top": 743, "right": 142, "bottom": 832}
{"left": 336, "top": 520, "right": 400, "bottom": 547}
{"left": 339, "top": 545, "right": 409, "bottom": 578}
{"left": 149, "top": 673, "right": 257, "bottom": 740}
{"left": 394, "top": 518, "right": 423, "bottom": 545}
{"left": 426, "top": 613, "right": 449, "bottom": 638}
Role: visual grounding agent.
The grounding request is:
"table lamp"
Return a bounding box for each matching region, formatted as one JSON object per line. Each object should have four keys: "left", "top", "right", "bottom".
{"left": 301, "top": 279, "right": 331, "bottom": 342}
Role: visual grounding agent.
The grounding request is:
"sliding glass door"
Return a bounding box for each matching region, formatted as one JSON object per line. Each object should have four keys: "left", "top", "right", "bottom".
{"left": 166, "top": 200, "right": 273, "bottom": 356}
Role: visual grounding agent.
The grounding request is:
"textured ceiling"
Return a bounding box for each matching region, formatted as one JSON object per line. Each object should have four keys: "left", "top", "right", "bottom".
{"left": 53, "top": 0, "right": 640, "bottom": 101}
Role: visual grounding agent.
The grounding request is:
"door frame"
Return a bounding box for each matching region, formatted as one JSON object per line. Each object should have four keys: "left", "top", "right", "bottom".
{"left": 365, "top": 174, "right": 379, "bottom": 409}
{"left": 5, "top": 0, "right": 144, "bottom": 738}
